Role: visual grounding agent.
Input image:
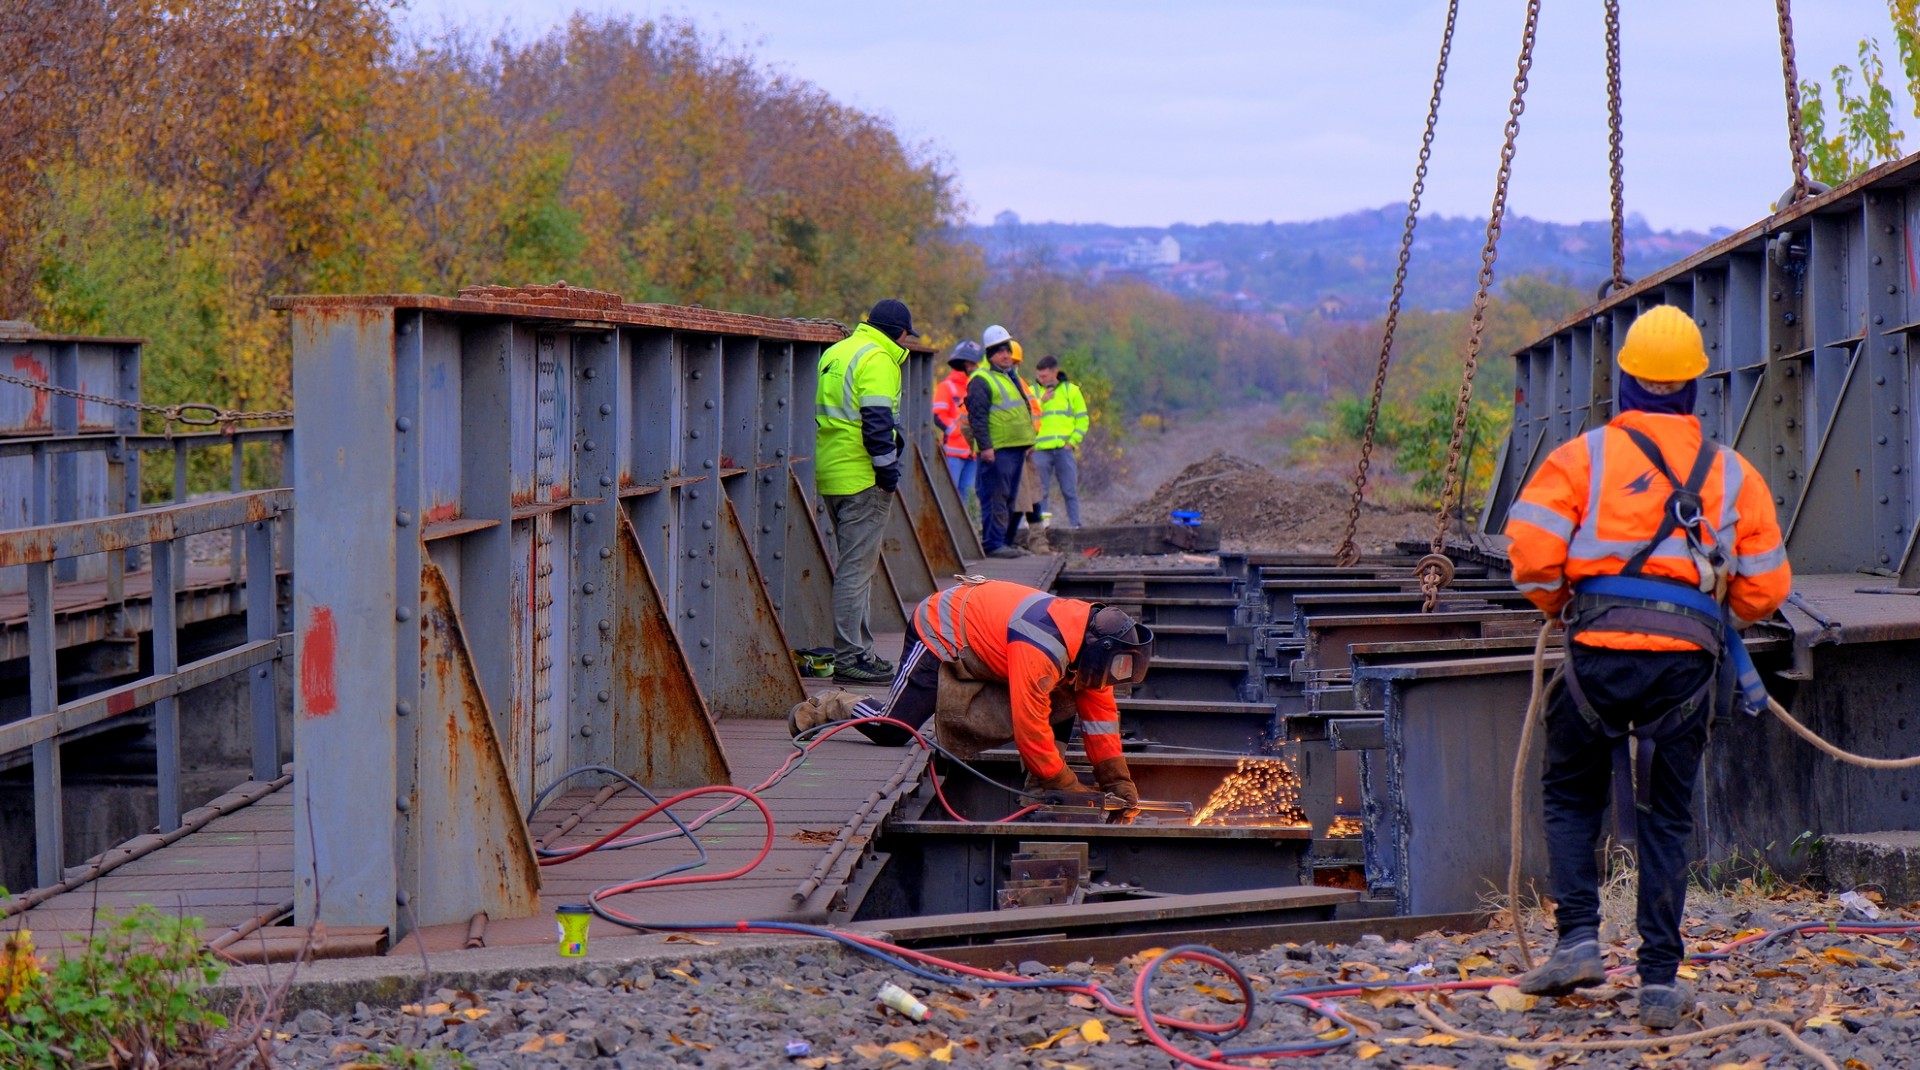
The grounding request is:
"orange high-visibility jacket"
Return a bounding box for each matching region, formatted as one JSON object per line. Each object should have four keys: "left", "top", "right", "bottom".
{"left": 910, "top": 580, "right": 1123, "bottom": 779}
{"left": 932, "top": 370, "right": 972, "bottom": 459}
{"left": 1508, "top": 410, "right": 1791, "bottom": 651}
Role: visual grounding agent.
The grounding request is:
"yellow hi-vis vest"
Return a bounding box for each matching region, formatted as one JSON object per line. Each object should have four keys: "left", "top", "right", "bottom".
{"left": 1035, "top": 381, "right": 1089, "bottom": 450}
{"left": 815, "top": 323, "right": 905, "bottom": 496}
{"left": 970, "top": 366, "right": 1037, "bottom": 449}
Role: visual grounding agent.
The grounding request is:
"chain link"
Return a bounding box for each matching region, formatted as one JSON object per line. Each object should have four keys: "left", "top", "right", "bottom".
{"left": 1423, "top": 0, "right": 1542, "bottom": 611}
{"left": 0, "top": 370, "right": 292, "bottom": 427}
{"left": 1604, "top": 0, "right": 1628, "bottom": 292}
{"left": 1334, "top": 0, "right": 1460, "bottom": 569}
{"left": 1776, "top": 0, "right": 1812, "bottom": 205}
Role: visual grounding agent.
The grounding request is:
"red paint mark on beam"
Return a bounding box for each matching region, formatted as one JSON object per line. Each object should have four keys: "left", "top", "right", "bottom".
{"left": 107, "top": 690, "right": 137, "bottom": 718}
{"left": 300, "top": 606, "right": 338, "bottom": 716}
{"left": 11, "top": 354, "right": 47, "bottom": 426}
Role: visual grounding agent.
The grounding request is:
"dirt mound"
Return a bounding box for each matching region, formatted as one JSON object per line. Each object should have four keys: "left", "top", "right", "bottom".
{"left": 1118, "top": 452, "right": 1428, "bottom": 553}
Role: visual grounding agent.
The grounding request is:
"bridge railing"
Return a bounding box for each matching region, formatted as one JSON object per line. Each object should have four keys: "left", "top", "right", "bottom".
{"left": 0, "top": 489, "right": 292, "bottom": 887}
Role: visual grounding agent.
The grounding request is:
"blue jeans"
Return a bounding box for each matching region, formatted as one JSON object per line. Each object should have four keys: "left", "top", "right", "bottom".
{"left": 1032, "top": 447, "right": 1081, "bottom": 526}
{"left": 1541, "top": 647, "right": 1713, "bottom": 986}
{"left": 945, "top": 455, "right": 978, "bottom": 506}
{"left": 976, "top": 446, "right": 1030, "bottom": 552}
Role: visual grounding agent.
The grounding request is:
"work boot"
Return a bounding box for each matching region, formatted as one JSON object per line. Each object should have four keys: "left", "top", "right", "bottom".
{"left": 832, "top": 655, "right": 895, "bottom": 685}
{"left": 987, "top": 545, "right": 1023, "bottom": 559}
{"left": 1637, "top": 982, "right": 1695, "bottom": 1030}
{"left": 1516, "top": 938, "right": 1606, "bottom": 997}
{"left": 786, "top": 690, "right": 865, "bottom": 738}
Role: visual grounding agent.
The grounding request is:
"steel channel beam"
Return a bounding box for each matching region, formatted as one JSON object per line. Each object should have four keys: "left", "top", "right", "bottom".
{"left": 151, "top": 535, "right": 180, "bottom": 830}
{"left": 918, "top": 912, "right": 1488, "bottom": 967}
{"left": 754, "top": 341, "right": 794, "bottom": 615}
{"left": 676, "top": 335, "right": 723, "bottom": 691}
{"left": 28, "top": 559, "right": 60, "bottom": 886}
{"left": 571, "top": 329, "right": 620, "bottom": 771}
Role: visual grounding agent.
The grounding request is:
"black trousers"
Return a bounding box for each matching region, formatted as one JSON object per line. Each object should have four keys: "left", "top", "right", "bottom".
{"left": 1541, "top": 645, "right": 1714, "bottom": 986}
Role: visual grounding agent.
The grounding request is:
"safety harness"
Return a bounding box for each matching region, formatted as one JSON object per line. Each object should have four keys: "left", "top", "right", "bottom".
{"left": 1560, "top": 427, "right": 1770, "bottom": 807}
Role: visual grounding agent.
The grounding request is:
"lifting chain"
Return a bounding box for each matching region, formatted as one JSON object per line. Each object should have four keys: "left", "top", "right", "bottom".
{"left": 1333, "top": 0, "right": 1460, "bottom": 569}
{"left": 1422, "top": 0, "right": 1542, "bottom": 612}
{"left": 1603, "top": 0, "right": 1630, "bottom": 295}
{"left": 0, "top": 369, "right": 292, "bottom": 427}
{"left": 1775, "top": 0, "right": 1812, "bottom": 206}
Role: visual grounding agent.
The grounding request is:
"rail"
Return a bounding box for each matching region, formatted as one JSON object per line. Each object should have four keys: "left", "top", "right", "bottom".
{"left": 2, "top": 488, "right": 293, "bottom": 887}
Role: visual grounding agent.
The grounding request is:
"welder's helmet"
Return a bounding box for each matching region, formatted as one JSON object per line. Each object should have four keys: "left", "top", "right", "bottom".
{"left": 1071, "top": 605, "right": 1154, "bottom": 690}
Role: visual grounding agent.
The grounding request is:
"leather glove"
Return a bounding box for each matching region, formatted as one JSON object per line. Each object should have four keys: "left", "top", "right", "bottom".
{"left": 875, "top": 464, "right": 901, "bottom": 493}
{"left": 1093, "top": 756, "right": 1139, "bottom": 809}
{"left": 1035, "top": 765, "right": 1082, "bottom": 792}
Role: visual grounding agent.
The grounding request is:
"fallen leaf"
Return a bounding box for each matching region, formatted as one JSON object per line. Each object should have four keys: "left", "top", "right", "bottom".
{"left": 1354, "top": 1041, "right": 1384, "bottom": 1059}
{"left": 930, "top": 1043, "right": 955, "bottom": 1063}
{"left": 1486, "top": 984, "right": 1538, "bottom": 1013}
{"left": 852, "top": 1043, "right": 887, "bottom": 1060}
{"left": 1822, "top": 947, "right": 1875, "bottom": 968}
{"left": 458, "top": 1007, "right": 489, "bottom": 1020}
{"left": 1122, "top": 947, "right": 1168, "bottom": 967}
{"left": 330, "top": 1042, "right": 371, "bottom": 1055}
{"left": 1458, "top": 954, "right": 1493, "bottom": 970}
{"left": 884, "top": 1041, "right": 925, "bottom": 1060}
{"left": 1357, "top": 986, "right": 1402, "bottom": 1009}
{"left": 925, "top": 998, "right": 971, "bottom": 1019}
{"left": 1414, "top": 1031, "right": 1459, "bottom": 1047}
{"left": 668, "top": 968, "right": 699, "bottom": 983}
{"left": 1026, "top": 1025, "right": 1080, "bottom": 1051}
{"left": 1676, "top": 964, "right": 1701, "bottom": 980}
{"left": 798, "top": 1060, "right": 830, "bottom": 1070}
{"left": 665, "top": 934, "right": 720, "bottom": 945}
{"left": 668, "top": 1033, "right": 712, "bottom": 1052}
{"left": 1193, "top": 983, "right": 1243, "bottom": 1003}
{"left": 1079, "top": 1019, "right": 1109, "bottom": 1043}
{"left": 1066, "top": 994, "right": 1097, "bottom": 1010}
{"left": 1506, "top": 1055, "right": 1544, "bottom": 1070}
{"left": 516, "top": 1036, "right": 548, "bottom": 1054}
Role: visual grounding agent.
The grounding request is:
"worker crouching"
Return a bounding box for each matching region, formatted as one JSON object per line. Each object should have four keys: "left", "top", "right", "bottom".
{"left": 787, "top": 579, "right": 1152, "bottom": 814}
{"left": 1507, "top": 305, "right": 1790, "bottom": 1029}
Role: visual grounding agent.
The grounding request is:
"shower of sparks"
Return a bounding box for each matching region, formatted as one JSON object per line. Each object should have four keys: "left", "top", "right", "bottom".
{"left": 1327, "top": 815, "right": 1364, "bottom": 838}
{"left": 1189, "top": 758, "right": 1310, "bottom": 827}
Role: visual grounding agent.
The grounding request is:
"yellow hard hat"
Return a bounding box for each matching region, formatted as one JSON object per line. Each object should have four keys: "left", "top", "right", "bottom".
{"left": 1617, "top": 305, "right": 1707, "bottom": 382}
{"left": 1009, "top": 339, "right": 1025, "bottom": 364}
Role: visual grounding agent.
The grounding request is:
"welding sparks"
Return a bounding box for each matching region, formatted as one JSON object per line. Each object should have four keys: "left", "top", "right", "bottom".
{"left": 1327, "top": 815, "right": 1364, "bottom": 838}
{"left": 1189, "top": 758, "right": 1310, "bottom": 827}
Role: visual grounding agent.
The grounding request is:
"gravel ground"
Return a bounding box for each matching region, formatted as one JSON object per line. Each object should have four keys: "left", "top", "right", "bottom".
{"left": 269, "top": 887, "right": 1920, "bottom": 1070}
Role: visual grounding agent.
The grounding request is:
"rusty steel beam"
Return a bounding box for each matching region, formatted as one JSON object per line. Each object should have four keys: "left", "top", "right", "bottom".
{"left": 0, "top": 490, "right": 289, "bottom": 566}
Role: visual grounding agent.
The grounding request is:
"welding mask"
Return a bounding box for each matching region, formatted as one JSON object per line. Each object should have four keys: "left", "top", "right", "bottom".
{"left": 1071, "top": 605, "right": 1154, "bottom": 690}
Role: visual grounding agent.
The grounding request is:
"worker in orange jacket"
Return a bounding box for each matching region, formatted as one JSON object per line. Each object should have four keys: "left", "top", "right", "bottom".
{"left": 788, "top": 579, "right": 1152, "bottom": 810}
{"left": 933, "top": 342, "right": 981, "bottom": 504}
{"left": 1506, "top": 305, "right": 1790, "bottom": 1029}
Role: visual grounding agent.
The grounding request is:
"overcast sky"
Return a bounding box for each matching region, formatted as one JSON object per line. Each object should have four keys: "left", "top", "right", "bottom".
{"left": 395, "top": 0, "right": 1915, "bottom": 232}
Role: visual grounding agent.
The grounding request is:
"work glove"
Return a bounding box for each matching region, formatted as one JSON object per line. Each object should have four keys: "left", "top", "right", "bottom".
{"left": 875, "top": 463, "right": 901, "bottom": 493}
{"left": 1093, "top": 756, "right": 1139, "bottom": 810}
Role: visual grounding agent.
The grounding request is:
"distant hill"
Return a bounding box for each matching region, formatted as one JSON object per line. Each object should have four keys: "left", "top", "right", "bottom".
{"left": 965, "top": 209, "right": 1730, "bottom": 323}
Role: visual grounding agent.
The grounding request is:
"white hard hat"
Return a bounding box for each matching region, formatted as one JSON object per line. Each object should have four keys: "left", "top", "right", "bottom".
{"left": 981, "top": 324, "right": 1012, "bottom": 350}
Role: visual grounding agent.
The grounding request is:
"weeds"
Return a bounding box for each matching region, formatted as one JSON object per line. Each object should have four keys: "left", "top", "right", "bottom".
{"left": 0, "top": 906, "right": 228, "bottom": 1068}
{"left": 369, "top": 1047, "right": 476, "bottom": 1069}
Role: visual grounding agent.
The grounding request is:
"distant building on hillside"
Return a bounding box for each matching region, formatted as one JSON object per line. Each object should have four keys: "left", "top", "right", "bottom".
{"left": 994, "top": 210, "right": 1022, "bottom": 228}
{"left": 1126, "top": 235, "right": 1180, "bottom": 267}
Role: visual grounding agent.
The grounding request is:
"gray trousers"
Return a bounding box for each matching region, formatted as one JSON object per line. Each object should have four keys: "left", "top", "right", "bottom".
{"left": 1033, "top": 446, "right": 1081, "bottom": 527}
{"left": 824, "top": 485, "right": 894, "bottom": 665}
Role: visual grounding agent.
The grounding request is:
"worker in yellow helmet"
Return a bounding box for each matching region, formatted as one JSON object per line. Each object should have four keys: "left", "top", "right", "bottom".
{"left": 1508, "top": 305, "right": 1789, "bottom": 1030}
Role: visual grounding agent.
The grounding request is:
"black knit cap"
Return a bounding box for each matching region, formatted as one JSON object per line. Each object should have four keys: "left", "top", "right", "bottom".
{"left": 867, "top": 299, "right": 917, "bottom": 337}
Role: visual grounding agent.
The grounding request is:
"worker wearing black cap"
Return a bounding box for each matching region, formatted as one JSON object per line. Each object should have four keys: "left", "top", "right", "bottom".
{"left": 814, "top": 299, "right": 917, "bottom": 684}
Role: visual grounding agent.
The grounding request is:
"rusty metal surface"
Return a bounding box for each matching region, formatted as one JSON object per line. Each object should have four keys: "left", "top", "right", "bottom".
{"left": 415, "top": 562, "right": 542, "bottom": 925}
{"left": 609, "top": 512, "right": 731, "bottom": 785}
{"left": 899, "top": 438, "right": 970, "bottom": 573}
{"left": 923, "top": 912, "right": 1489, "bottom": 967}
{"left": 0, "top": 489, "right": 288, "bottom": 566}
{"left": 705, "top": 497, "right": 805, "bottom": 720}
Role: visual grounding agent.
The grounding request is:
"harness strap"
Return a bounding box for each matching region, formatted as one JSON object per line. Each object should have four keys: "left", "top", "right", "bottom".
{"left": 1616, "top": 425, "right": 1717, "bottom": 578}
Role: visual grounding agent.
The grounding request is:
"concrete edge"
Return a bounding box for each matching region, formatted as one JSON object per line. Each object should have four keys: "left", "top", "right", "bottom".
{"left": 207, "top": 931, "right": 849, "bottom": 1016}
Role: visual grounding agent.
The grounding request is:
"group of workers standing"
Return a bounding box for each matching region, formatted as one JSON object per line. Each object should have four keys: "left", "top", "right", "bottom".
{"left": 934, "top": 324, "right": 1090, "bottom": 557}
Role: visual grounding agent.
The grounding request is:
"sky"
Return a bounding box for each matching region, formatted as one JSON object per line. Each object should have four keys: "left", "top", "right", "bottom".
{"left": 394, "top": 0, "right": 1916, "bottom": 233}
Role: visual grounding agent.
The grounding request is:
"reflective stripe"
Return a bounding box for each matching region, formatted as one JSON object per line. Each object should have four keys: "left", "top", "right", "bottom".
{"left": 915, "top": 588, "right": 967, "bottom": 659}
{"left": 1515, "top": 579, "right": 1565, "bottom": 594}
{"left": 859, "top": 395, "right": 895, "bottom": 407}
{"left": 1569, "top": 532, "right": 1692, "bottom": 561}
{"left": 870, "top": 449, "right": 898, "bottom": 467}
{"left": 984, "top": 371, "right": 1025, "bottom": 411}
{"left": 1509, "top": 500, "right": 1575, "bottom": 542}
{"left": 817, "top": 400, "right": 857, "bottom": 422}
{"left": 840, "top": 344, "right": 881, "bottom": 421}
{"left": 1583, "top": 428, "right": 1608, "bottom": 523}
{"left": 1735, "top": 543, "right": 1788, "bottom": 575}
{"left": 1080, "top": 721, "right": 1119, "bottom": 735}
{"left": 1007, "top": 592, "right": 1069, "bottom": 667}
{"left": 1718, "top": 446, "right": 1743, "bottom": 532}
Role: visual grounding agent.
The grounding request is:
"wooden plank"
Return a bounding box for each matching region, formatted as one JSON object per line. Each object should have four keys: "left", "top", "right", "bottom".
{"left": 850, "top": 885, "right": 1358, "bottom": 942}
